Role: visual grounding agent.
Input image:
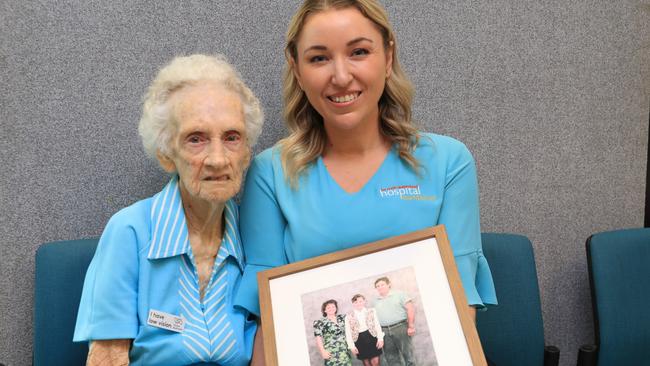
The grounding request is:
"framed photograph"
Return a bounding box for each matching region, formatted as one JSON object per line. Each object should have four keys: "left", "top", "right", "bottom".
{"left": 257, "top": 225, "right": 487, "bottom": 366}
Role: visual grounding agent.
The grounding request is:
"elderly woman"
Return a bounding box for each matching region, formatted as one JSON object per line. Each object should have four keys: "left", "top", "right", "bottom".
{"left": 74, "top": 54, "right": 263, "bottom": 366}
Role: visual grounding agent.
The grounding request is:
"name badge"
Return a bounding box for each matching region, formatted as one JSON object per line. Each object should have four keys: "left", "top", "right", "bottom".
{"left": 147, "top": 309, "right": 185, "bottom": 333}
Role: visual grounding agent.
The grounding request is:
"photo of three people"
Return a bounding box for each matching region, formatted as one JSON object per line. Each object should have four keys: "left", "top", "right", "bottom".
{"left": 301, "top": 267, "right": 438, "bottom": 366}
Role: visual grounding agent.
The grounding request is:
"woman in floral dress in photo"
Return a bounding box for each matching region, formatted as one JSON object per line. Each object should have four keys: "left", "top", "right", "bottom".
{"left": 313, "top": 299, "right": 352, "bottom": 366}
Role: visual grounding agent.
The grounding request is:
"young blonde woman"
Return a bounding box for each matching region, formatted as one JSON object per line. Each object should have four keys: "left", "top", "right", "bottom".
{"left": 236, "top": 1, "right": 498, "bottom": 363}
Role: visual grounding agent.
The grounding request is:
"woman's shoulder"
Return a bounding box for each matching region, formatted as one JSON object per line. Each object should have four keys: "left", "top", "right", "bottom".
{"left": 91, "top": 196, "right": 156, "bottom": 262}
{"left": 251, "top": 145, "right": 282, "bottom": 166}
{"left": 106, "top": 196, "right": 153, "bottom": 227}
{"left": 418, "top": 132, "right": 470, "bottom": 152}
{"left": 247, "top": 145, "right": 284, "bottom": 178}
{"left": 416, "top": 132, "right": 474, "bottom": 162}
{"left": 99, "top": 196, "right": 155, "bottom": 246}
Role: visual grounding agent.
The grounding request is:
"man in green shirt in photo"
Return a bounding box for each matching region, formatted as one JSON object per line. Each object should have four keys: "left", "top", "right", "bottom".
{"left": 372, "top": 276, "right": 416, "bottom": 366}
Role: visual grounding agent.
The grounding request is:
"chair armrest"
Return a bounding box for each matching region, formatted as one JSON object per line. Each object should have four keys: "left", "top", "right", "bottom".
{"left": 544, "top": 345, "right": 560, "bottom": 366}
{"left": 576, "top": 344, "right": 598, "bottom": 366}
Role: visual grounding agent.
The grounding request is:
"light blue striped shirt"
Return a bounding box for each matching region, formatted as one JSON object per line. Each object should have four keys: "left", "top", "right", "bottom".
{"left": 74, "top": 176, "right": 256, "bottom": 366}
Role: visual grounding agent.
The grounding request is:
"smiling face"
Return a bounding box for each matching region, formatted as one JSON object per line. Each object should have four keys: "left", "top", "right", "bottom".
{"left": 375, "top": 280, "right": 390, "bottom": 297}
{"left": 324, "top": 303, "right": 337, "bottom": 316}
{"left": 157, "top": 82, "right": 250, "bottom": 205}
{"left": 352, "top": 296, "right": 366, "bottom": 310}
{"left": 293, "top": 7, "right": 393, "bottom": 135}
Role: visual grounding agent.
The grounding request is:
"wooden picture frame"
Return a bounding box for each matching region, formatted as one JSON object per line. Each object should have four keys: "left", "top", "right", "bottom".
{"left": 257, "top": 225, "right": 487, "bottom": 366}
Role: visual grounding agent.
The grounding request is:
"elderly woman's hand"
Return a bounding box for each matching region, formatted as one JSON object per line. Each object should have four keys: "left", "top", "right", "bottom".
{"left": 87, "top": 339, "right": 131, "bottom": 366}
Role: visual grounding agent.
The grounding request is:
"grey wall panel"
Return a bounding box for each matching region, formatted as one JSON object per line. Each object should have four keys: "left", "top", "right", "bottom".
{"left": 1, "top": 1, "right": 648, "bottom": 365}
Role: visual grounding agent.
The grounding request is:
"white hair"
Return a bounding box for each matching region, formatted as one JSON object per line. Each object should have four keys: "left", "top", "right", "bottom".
{"left": 138, "top": 54, "right": 264, "bottom": 160}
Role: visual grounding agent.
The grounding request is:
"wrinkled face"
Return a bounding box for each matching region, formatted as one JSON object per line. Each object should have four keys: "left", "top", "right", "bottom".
{"left": 375, "top": 280, "right": 390, "bottom": 297}
{"left": 352, "top": 296, "right": 366, "bottom": 310}
{"left": 158, "top": 82, "right": 250, "bottom": 204}
{"left": 324, "top": 303, "right": 337, "bottom": 316}
{"left": 293, "top": 7, "right": 393, "bottom": 134}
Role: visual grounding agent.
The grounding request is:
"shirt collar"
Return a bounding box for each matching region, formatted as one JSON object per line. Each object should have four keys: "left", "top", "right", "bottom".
{"left": 147, "top": 176, "right": 245, "bottom": 271}
{"left": 378, "top": 290, "right": 393, "bottom": 300}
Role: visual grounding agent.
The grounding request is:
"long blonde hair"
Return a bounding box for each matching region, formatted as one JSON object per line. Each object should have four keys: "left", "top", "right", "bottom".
{"left": 280, "top": 0, "right": 419, "bottom": 186}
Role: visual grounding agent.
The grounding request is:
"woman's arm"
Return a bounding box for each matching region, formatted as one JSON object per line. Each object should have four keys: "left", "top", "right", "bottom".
{"left": 437, "top": 140, "right": 496, "bottom": 307}
{"left": 371, "top": 309, "right": 384, "bottom": 341}
{"left": 370, "top": 309, "right": 384, "bottom": 349}
{"left": 236, "top": 151, "right": 289, "bottom": 316}
{"left": 343, "top": 315, "right": 359, "bottom": 355}
{"left": 315, "top": 336, "right": 331, "bottom": 359}
{"left": 250, "top": 326, "right": 266, "bottom": 366}
{"left": 74, "top": 208, "right": 140, "bottom": 342}
{"left": 87, "top": 339, "right": 131, "bottom": 366}
{"left": 312, "top": 319, "right": 332, "bottom": 360}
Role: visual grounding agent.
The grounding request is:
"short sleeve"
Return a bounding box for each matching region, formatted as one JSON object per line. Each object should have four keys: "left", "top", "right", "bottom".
{"left": 344, "top": 314, "right": 354, "bottom": 349}
{"left": 370, "top": 309, "right": 384, "bottom": 340}
{"left": 436, "top": 138, "right": 497, "bottom": 307}
{"left": 313, "top": 319, "right": 323, "bottom": 337}
{"left": 399, "top": 291, "right": 412, "bottom": 306}
{"left": 73, "top": 211, "right": 140, "bottom": 341}
{"left": 234, "top": 150, "right": 289, "bottom": 316}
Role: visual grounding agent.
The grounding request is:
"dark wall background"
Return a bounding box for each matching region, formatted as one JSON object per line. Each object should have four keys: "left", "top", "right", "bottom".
{"left": 1, "top": 1, "right": 649, "bottom": 365}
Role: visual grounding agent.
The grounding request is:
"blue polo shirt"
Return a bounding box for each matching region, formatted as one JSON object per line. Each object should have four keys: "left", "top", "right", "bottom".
{"left": 74, "top": 176, "right": 256, "bottom": 366}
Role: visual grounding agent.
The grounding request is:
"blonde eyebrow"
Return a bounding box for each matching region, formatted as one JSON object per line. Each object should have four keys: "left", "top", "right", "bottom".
{"left": 302, "top": 37, "right": 374, "bottom": 55}
{"left": 347, "top": 37, "right": 373, "bottom": 46}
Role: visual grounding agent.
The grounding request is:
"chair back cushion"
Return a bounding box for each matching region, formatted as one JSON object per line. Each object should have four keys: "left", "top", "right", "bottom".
{"left": 476, "top": 233, "right": 545, "bottom": 366}
{"left": 587, "top": 228, "right": 650, "bottom": 365}
{"left": 34, "top": 238, "right": 99, "bottom": 365}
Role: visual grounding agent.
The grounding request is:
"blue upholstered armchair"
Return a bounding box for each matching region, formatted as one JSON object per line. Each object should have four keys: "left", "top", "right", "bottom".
{"left": 33, "top": 238, "right": 99, "bottom": 366}
{"left": 577, "top": 228, "right": 650, "bottom": 366}
{"left": 476, "top": 233, "right": 560, "bottom": 366}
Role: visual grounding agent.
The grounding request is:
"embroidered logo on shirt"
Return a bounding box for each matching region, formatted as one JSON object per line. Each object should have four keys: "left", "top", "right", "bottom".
{"left": 378, "top": 185, "right": 436, "bottom": 201}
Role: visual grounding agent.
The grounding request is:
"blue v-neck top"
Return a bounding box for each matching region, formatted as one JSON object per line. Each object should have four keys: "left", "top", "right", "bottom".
{"left": 235, "top": 133, "right": 497, "bottom": 316}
